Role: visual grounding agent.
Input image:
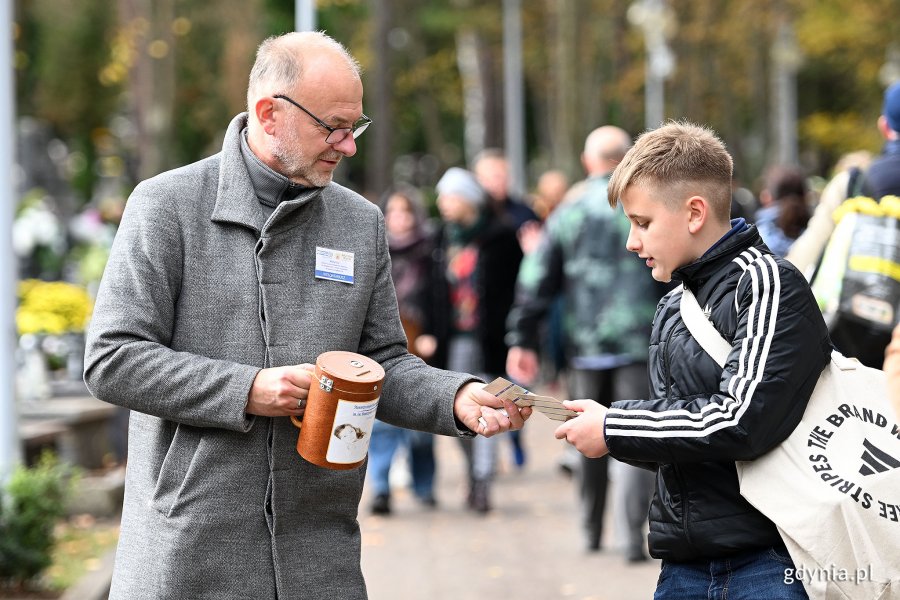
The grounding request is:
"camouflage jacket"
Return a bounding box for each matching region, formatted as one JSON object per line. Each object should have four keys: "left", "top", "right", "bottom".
{"left": 505, "top": 174, "right": 664, "bottom": 361}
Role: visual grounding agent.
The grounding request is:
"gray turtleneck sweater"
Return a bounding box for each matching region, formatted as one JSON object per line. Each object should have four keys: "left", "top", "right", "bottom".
{"left": 239, "top": 127, "right": 307, "bottom": 218}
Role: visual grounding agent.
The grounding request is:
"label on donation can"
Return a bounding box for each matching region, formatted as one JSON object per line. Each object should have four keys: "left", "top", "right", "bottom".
{"left": 326, "top": 397, "right": 379, "bottom": 464}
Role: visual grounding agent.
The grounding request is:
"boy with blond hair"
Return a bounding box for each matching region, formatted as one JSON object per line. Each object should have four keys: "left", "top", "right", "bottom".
{"left": 556, "top": 121, "right": 831, "bottom": 599}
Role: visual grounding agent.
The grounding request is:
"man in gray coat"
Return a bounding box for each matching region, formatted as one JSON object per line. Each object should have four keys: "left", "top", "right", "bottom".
{"left": 84, "top": 31, "right": 528, "bottom": 600}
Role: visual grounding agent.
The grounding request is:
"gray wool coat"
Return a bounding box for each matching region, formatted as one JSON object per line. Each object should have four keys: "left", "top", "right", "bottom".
{"left": 84, "top": 113, "right": 475, "bottom": 600}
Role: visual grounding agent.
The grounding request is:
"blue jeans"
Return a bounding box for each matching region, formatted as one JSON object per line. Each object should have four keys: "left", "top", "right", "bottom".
{"left": 406, "top": 430, "right": 436, "bottom": 498}
{"left": 368, "top": 420, "right": 435, "bottom": 499}
{"left": 654, "top": 545, "right": 809, "bottom": 600}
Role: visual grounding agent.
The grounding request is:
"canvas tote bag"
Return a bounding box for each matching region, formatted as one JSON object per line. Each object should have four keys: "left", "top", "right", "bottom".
{"left": 679, "top": 285, "right": 899, "bottom": 600}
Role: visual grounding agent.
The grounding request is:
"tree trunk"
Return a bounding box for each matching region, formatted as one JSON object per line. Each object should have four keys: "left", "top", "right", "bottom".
{"left": 366, "top": 0, "right": 393, "bottom": 198}
{"left": 120, "top": 0, "right": 176, "bottom": 181}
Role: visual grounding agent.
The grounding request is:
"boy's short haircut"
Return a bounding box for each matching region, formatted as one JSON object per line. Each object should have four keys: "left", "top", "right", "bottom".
{"left": 607, "top": 121, "right": 733, "bottom": 223}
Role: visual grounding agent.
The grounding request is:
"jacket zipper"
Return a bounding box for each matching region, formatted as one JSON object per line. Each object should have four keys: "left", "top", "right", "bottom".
{"left": 662, "top": 322, "right": 677, "bottom": 401}
{"left": 665, "top": 307, "right": 692, "bottom": 547}
{"left": 672, "top": 462, "right": 693, "bottom": 548}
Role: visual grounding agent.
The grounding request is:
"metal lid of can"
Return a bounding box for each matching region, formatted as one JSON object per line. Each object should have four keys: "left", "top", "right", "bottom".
{"left": 316, "top": 350, "right": 385, "bottom": 394}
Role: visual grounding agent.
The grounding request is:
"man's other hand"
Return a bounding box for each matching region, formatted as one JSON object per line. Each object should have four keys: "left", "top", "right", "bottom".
{"left": 453, "top": 382, "right": 531, "bottom": 436}
{"left": 246, "top": 364, "right": 316, "bottom": 418}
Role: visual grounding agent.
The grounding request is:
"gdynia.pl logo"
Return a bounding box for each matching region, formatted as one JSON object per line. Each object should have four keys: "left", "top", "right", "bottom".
{"left": 784, "top": 564, "right": 873, "bottom": 586}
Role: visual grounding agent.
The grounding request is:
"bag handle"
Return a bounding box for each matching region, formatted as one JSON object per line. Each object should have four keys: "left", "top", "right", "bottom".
{"left": 678, "top": 284, "right": 731, "bottom": 368}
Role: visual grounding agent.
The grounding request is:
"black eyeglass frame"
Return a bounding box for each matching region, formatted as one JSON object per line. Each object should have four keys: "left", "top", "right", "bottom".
{"left": 273, "top": 94, "right": 372, "bottom": 145}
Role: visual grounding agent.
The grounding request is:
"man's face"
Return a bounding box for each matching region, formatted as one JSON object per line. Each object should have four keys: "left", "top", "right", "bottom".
{"left": 384, "top": 195, "right": 416, "bottom": 238}
{"left": 620, "top": 184, "right": 696, "bottom": 283}
{"left": 270, "top": 108, "right": 349, "bottom": 187}
{"left": 270, "top": 60, "right": 364, "bottom": 187}
{"left": 436, "top": 193, "right": 478, "bottom": 225}
{"left": 474, "top": 157, "right": 508, "bottom": 201}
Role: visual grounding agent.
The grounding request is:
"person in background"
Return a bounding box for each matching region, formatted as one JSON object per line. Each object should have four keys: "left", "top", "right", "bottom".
{"left": 556, "top": 121, "right": 830, "bottom": 599}
{"left": 788, "top": 83, "right": 900, "bottom": 278}
{"left": 507, "top": 126, "right": 662, "bottom": 560}
{"left": 368, "top": 185, "right": 439, "bottom": 515}
{"left": 520, "top": 168, "right": 572, "bottom": 389}
{"left": 427, "top": 167, "right": 523, "bottom": 512}
{"left": 474, "top": 148, "right": 539, "bottom": 231}
{"left": 753, "top": 165, "right": 810, "bottom": 257}
{"left": 730, "top": 182, "right": 758, "bottom": 223}
{"left": 788, "top": 82, "right": 900, "bottom": 368}
{"left": 474, "top": 149, "right": 540, "bottom": 469}
{"left": 84, "top": 32, "right": 527, "bottom": 600}
{"left": 532, "top": 169, "right": 571, "bottom": 222}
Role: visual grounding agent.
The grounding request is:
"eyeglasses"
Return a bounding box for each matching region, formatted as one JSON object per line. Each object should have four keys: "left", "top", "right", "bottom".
{"left": 273, "top": 94, "right": 372, "bottom": 145}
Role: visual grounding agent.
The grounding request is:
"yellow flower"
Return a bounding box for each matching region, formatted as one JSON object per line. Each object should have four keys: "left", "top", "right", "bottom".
{"left": 16, "top": 280, "right": 93, "bottom": 335}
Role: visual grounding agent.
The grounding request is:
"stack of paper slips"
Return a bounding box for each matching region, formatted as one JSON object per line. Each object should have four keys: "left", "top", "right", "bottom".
{"left": 483, "top": 377, "right": 578, "bottom": 422}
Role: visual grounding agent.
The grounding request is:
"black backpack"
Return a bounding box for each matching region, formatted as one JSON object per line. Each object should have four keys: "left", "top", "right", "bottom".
{"left": 810, "top": 167, "right": 899, "bottom": 368}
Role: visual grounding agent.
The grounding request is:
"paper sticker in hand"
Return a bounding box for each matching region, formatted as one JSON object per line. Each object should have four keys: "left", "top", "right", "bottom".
{"left": 483, "top": 377, "right": 577, "bottom": 421}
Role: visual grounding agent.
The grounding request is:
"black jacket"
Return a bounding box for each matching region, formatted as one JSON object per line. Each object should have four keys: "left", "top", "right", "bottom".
{"left": 604, "top": 225, "right": 831, "bottom": 561}
{"left": 425, "top": 217, "right": 523, "bottom": 375}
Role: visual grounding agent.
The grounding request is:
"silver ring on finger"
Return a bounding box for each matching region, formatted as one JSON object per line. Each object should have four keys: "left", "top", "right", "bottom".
{"left": 297, "top": 398, "right": 306, "bottom": 410}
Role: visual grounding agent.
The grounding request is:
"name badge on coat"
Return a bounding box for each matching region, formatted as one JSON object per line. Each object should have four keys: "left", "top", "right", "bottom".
{"left": 315, "top": 247, "right": 355, "bottom": 284}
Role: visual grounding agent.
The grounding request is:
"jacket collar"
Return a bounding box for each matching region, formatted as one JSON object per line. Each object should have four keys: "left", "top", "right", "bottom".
{"left": 211, "top": 113, "right": 325, "bottom": 234}
{"left": 672, "top": 222, "right": 765, "bottom": 290}
{"left": 239, "top": 127, "right": 308, "bottom": 208}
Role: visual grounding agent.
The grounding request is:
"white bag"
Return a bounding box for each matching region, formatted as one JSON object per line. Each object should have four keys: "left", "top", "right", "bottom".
{"left": 680, "top": 285, "right": 900, "bottom": 600}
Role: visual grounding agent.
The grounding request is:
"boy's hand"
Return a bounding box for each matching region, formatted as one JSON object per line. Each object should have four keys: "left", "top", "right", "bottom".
{"left": 554, "top": 400, "right": 610, "bottom": 458}
{"left": 454, "top": 382, "right": 532, "bottom": 436}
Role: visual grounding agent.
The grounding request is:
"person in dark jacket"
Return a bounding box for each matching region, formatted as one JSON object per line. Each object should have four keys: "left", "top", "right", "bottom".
{"left": 788, "top": 82, "right": 900, "bottom": 369}
{"left": 427, "top": 167, "right": 523, "bottom": 512}
{"left": 555, "top": 121, "right": 831, "bottom": 599}
{"left": 367, "top": 185, "right": 439, "bottom": 515}
{"left": 860, "top": 81, "right": 900, "bottom": 203}
{"left": 473, "top": 148, "right": 539, "bottom": 231}
{"left": 830, "top": 82, "right": 900, "bottom": 368}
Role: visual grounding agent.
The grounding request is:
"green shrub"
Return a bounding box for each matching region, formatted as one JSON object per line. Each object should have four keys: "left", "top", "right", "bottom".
{"left": 0, "top": 452, "right": 75, "bottom": 591}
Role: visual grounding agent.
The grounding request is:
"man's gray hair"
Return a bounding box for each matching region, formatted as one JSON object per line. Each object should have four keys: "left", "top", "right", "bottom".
{"left": 246, "top": 31, "right": 361, "bottom": 113}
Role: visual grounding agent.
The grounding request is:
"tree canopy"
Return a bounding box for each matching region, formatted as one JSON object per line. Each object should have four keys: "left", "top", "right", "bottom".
{"left": 14, "top": 0, "right": 900, "bottom": 203}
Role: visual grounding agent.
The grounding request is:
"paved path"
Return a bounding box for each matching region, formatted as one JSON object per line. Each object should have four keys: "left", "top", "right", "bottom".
{"left": 360, "top": 388, "right": 660, "bottom": 600}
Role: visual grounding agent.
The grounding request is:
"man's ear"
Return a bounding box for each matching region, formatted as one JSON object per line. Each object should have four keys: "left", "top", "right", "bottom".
{"left": 879, "top": 115, "right": 899, "bottom": 141}
{"left": 255, "top": 97, "right": 278, "bottom": 135}
{"left": 686, "top": 196, "right": 708, "bottom": 234}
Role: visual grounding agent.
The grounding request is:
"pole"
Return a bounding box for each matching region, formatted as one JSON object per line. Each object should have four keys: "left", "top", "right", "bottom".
{"left": 367, "top": 0, "right": 391, "bottom": 197}
{"left": 628, "top": 0, "right": 675, "bottom": 131}
{"left": 772, "top": 22, "right": 801, "bottom": 166}
{"left": 645, "top": 61, "right": 664, "bottom": 130}
{"left": 295, "top": 0, "right": 316, "bottom": 33}
{"left": 502, "top": 0, "right": 526, "bottom": 198}
{"left": 0, "top": 0, "right": 21, "bottom": 480}
{"left": 775, "top": 63, "right": 798, "bottom": 166}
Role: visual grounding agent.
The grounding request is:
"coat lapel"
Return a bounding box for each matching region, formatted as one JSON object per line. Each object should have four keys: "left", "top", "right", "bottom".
{"left": 211, "top": 113, "right": 267, "bottom": 233}
{"left": 211, "top": 112, "right": 328, "bottom": 236}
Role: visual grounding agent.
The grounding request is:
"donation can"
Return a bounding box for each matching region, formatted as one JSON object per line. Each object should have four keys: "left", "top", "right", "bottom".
{"left": 290, "top": 351, "right": 385, "bottom": 470}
